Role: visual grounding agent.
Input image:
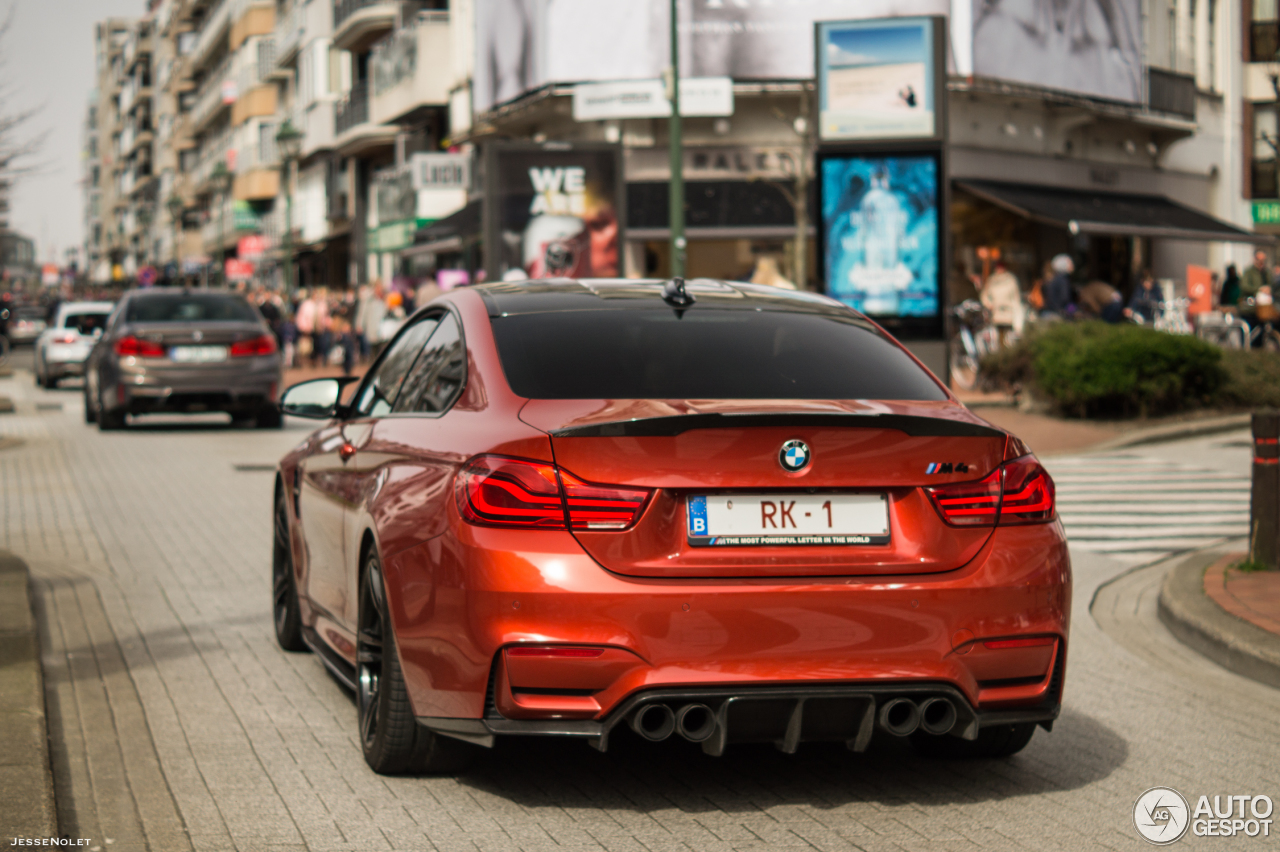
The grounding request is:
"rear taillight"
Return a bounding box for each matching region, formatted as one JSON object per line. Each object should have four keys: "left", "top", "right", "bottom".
{"left": 230, "top": 334, "right": 277, "bottom": 356}
{"left": 115, "top": 335, "right": 166, "bottom": 357}
{"left": 455, "top": 455, "right": 652, "bottom": 531}
{"left": 926, "top": 468, "right": 1002, "bottom": 526}
{"left": 52, "top": 332, "right": 78, "bottom": 344}
{"left": 998, "top": 456, "right": 1055, "bottom": 525}
{"left": 926, "top": 455, "right": 1055, "bottom": 527}
{"left": 560, "top": 471, "right": 651, "bottom": 530}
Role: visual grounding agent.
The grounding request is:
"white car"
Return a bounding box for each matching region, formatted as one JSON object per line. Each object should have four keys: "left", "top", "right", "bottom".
{"left": 34, "top": 301, "right": 114, "bottom": 389}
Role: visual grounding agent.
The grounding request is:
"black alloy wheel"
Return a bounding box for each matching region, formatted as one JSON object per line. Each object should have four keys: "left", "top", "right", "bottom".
{"left": 356, "top": 550, "right": 477, "bottom": 775}
{"left": 910, "top": 722, "right": 1037, "bottom": 759}
{"left": 272, "top": 488, "right": 307, "bottom": 652}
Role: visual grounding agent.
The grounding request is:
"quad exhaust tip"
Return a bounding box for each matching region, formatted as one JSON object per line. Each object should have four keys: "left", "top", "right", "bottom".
{"left": 630, "top": 703, "right": 676, "bottom": 741}
{"left": 675, "top": 703, "right": 716, "bottom": 742}
{"left": 919, "top": 697, "right": 958, "bottom": 736}
{"left": 878, "top": 698, "right": 921, "bottom": 736}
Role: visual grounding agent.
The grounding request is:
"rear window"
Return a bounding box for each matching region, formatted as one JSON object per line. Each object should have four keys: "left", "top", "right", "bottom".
{"left": 126, "top": 294, "right": 259, "bottom": 323}
{"left": 491, "top": 308, "right": 946, "bottom": 400}
{"left": 63, "top": 312, "right": 110, "bottom": 335}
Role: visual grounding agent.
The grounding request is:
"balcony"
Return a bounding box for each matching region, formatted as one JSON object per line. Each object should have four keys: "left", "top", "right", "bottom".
{"left": 336, "top": 79, "right": 397, "bottom": 156}
{"left": 272, "top": 2, "right": 304, "bottom": 70}
{"left": 333, "top": 0, "right": 400, "bottom": 52}
{"left": 1147, "top": 67, "right": 1196, "bottom": 119}
{"left": 370, "top": 11, "right": 450, "bottom": 125}
{"left": 189, "top": 52, "right": 234, "bottom": 132}
{"left": 188, "top": 0, "right": 231, "bottom": 74}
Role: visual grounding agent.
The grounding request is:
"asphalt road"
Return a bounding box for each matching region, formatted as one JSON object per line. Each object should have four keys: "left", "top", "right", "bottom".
{"left": 2, "top": 354, "right": 1277, "bottom": 852}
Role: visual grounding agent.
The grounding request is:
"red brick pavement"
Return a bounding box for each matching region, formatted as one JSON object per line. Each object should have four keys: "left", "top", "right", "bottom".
{"left": 1204, "top": 553, "right": 1280, "bottom": 636}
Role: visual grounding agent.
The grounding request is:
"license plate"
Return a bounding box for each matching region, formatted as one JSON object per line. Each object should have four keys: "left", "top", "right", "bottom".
{"left": 687, "top": 493, "right": 890, "bottom": 546}
{"left": 169, "top": 345, "right": 228, "bottom": 363}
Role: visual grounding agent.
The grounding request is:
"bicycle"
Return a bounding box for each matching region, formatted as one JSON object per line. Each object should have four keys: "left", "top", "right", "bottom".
{"left": 1194, "top": 311, "right": 1250, "bottom": 349}
{"left": 1239, "top": 297, "right": 1280, "bottom": 351}
{"left": 949, "top": 299, "right": 1004, "bottom": 391}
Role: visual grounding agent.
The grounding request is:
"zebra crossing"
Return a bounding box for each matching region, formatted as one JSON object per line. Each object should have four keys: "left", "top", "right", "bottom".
{"left": 1043, "top": 451, "right": 1251, "bottom": 566}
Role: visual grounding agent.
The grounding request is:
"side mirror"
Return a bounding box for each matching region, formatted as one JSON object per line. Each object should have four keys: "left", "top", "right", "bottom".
{"left": 281, "top": 377, "right": 350, "bottom": 419}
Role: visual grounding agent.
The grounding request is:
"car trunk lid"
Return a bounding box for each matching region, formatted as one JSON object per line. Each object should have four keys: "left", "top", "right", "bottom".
{"left": 521, "top": 399, "right": 1009, "bottom": 578}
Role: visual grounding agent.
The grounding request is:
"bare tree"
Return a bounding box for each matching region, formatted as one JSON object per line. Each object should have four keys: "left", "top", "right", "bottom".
{"left": 0, "top": 2, "right": 47, "bottom": 227}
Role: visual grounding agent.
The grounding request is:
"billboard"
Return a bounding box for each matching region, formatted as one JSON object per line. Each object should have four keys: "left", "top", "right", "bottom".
{"left": 817, "top": 17, "right": 939, "bottom": 142}
{"left": 971, "top": 0, "right": 1141, "bottom": 103}
{"left": 486, "top": 144, "right": 623, "bottom": 279}
{"left": 473, "top": 0, "right": 1142, "bottom": 113}
{"left": 473, "top": 0, "right": 949, "bottom": 113}
{"left": 819, "top": 151, "right": 941, "bottom": 328}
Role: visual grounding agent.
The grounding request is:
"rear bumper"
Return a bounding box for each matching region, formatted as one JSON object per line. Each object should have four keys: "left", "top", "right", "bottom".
{"left": 385, "top": 521, "right": 1072, "bottom": 731}
{"left": 109, "top": 357, "right": 282, "bottom": 415}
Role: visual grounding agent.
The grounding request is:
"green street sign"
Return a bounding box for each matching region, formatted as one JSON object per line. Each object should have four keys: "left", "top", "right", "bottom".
{"left": 1253, "top": 200, "right": 1280, "bottom": 225}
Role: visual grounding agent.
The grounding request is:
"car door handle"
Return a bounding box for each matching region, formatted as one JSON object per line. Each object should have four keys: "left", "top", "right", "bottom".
{"left": 338, "top": 442, "right": 356, "bottom": 462}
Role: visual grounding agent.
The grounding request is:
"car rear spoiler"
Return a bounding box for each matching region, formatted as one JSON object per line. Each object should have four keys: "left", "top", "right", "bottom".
{"left": 550, "top": 413, "right": 1005, "bottom": 439}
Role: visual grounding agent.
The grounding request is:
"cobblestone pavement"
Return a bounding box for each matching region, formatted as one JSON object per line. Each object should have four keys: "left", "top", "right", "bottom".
{"left": 3, "top": 363, "right": 1279, "bottom": 852}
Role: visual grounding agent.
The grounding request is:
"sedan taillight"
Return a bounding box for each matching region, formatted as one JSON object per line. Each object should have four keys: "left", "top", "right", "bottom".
{"left": 230, "top": 334, "right": 277, "bottom": 356}
{"left": 455, "top": 455, "right": 652, "bottom": 531}
{"left": 926, "top": 455, "right": 1055, "bottom": 527}
{"left": 115, "top": 335, "right": 167, "bottom": 357}
{"left": 52, "top": 332, "right": 79, "bottom": 344}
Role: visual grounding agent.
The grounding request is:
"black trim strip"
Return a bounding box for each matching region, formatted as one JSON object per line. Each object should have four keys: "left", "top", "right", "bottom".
{"left": 550, "top": 413, "right": 1004, "bottom": 439}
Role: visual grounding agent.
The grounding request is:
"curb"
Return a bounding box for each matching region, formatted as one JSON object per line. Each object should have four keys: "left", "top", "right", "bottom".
{"left": 0, "top": 550, "right": 56, "bottom": 837}
{"left": 1157, "top": 551, "right": 1280, "bottom": 690}
{"left": 1087, "top": 413, "right": 1251, "bottom": 453}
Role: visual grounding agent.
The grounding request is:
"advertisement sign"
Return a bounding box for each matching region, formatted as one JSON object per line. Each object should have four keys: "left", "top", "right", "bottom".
{"left": 572, "top": 77, "right": 733, "bottom": 121}
{"left": 817, "top": 17, "right": 937, "bottom": 142}
{"left": 486, "top": 143, "right": 623, "bottom": 280}
{"left": 972, "top": 0, "right": 1141, "bottom": 104}
{"left": 237, "top": 235, "right": 268, "bottom": 261}
{"left": 225, "top": 258, "right": 254, "bottom": 282}
{"left": 474, "top": 0, "right": 948, "bottom": 113}
{"left": 40, "top": 264, "right": 60, "bottom": 286}
{"left": 819, "top": 151, "right": 941, "bottom": 330}
{"left": 411, "top": 153, "right": 471, "bottom": 190}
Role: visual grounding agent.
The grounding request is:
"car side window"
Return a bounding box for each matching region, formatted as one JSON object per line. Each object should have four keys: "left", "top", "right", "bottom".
{"left": 393, "top": 313, "right": 466, "bottom": 414}
{"left": 353, "top": 315, "right": 441, "bottom": 417}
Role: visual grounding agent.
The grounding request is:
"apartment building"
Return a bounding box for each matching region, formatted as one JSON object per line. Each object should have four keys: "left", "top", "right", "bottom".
{"left": 83, "top": 17, "right": 138, "bottom": 284}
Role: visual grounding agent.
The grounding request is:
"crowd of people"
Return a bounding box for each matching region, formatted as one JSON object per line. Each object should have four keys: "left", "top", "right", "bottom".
{"left": 243, "top": 276, "right": 444, "bottom": 374}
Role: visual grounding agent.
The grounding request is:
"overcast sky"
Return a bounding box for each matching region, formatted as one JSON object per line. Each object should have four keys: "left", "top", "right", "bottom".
{"left": 5, "top": 0, "right": 143, "bottom": 266}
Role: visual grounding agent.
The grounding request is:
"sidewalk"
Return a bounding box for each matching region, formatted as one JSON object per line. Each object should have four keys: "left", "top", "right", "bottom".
{"left": 1159, "top": 552, "right": 1280, "bottom": 690}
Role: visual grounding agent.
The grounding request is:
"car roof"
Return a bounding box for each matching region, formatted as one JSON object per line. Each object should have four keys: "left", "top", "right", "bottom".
{"left": 125, "top": 288, "right": 241, "bottom": 299}
{"left": 59, "top": 301, "right": 115, "bottom": 314}
{"left": 475, "top": 278, "right": 852, "bottom": 317}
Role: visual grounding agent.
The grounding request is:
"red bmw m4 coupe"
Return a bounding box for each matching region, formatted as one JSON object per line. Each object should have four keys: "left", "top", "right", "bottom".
{"left": 273, "top": 278, "right": 1070, "bottom": 774}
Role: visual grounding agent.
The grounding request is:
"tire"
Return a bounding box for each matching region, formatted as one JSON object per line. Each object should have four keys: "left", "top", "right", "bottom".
{"left": 84, "top": 387, "right": 97, "bottom": 424}
{"left": 256, "top": 405, "right": 283, "bottom": 429}
{"left": 272, "top": 489, "right": 308, "bottom": 652}
{"left": 910, "top": 722, "right": 1037, "bottom": 759}
{"left": 357, "top": 551, "right": 477, "bottom": 775}
{"left": 1264, "top": 330, "right": 1280, "bottom": 353}
{"left": 97, "top": 406, "right": 126, "bottom": 431}
{"left": 949, "top": 336, "right": 979, "bottom": 391}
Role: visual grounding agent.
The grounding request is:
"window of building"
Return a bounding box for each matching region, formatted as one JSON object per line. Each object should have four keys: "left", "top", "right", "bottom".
{"left": 1254, "top": 0, "right": 1279, "bottom": 62}
{"left": 1254, "top": 104, "right": 1279, "bottom": 198}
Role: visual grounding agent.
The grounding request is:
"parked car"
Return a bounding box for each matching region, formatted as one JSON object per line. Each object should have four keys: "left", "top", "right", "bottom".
{"left": 274, "top": 278, "right": 1070, "bottom": 775}
{"left": 34, "top": 301, "right": 114, "bottom": 388}
{"left": 8, "top": 306, "right": 47, "bottom": 345}
{"left": 84, "top": 289, "right": 283, "bottom": 430}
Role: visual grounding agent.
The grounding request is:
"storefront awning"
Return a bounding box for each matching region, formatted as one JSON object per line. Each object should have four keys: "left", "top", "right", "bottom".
{"left": 956, "top": 180, "right": 1272, "bottom": 244}
{"left": 405, "top": 200, "right": 482, "bottom": 256}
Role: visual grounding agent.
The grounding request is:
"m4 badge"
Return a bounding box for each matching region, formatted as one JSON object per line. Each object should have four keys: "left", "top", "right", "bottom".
{"left": 925, "top": 462, "right": 970, "bottom": 474}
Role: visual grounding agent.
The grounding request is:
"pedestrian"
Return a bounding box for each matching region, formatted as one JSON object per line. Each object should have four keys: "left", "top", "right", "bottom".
{"left": 979, "top": 260, "right": 1025, "bottom": 337}
{"left": 280, "top": 312, "right": 298, "bottom": 369}
{"left": 415, "top": 276, "right": 442, "bottom": 312}
{"left": 749, "top": 256, "right": 797, "bottom": 290}
{"left": 1042, "top": 254, "right": 1075, "bottom": 318}
{"left": 1124, "top": 270, "right": 1160, "bottom": 323}
{"left": 295, "top": 287, "right": 331, "bottom": 367}
{"left": 1077, "top": 280, "right": 1124, "bottom": 323}
{"left": 357, "top": 280, "right": 388, "bottom": 361}
{"left": 1241, "top": 251, "right": 1270, "bottom": 319}
{"left": 1221, "top": 264, "right": 1241, "bottom": 309}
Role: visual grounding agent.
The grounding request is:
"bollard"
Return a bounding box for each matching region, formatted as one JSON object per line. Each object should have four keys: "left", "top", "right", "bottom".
{"left": 1250, "top": 410, "right": 1280, "bottom": 569}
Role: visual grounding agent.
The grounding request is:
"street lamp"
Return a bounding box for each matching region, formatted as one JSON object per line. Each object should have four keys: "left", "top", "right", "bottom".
{"left": 210, "top": 161, "right": 233, "bottom": 288}
{"left": 275, "top": 119, "right": 304, "bottom": 298}
{"left": 167, "top": 193, "right": 184, "bottom": 284}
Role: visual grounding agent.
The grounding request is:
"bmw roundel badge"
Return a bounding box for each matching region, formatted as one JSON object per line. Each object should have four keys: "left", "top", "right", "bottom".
{"left": 779, "top": 439, "right": 811, "bottom": 472}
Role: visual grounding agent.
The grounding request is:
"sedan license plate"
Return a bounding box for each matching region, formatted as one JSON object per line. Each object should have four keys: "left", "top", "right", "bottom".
{"left": 687, "top": 493, "right": 890, "bottom": 546}
{"left": 169, "top": 345, "right": 228, "bottom": 363}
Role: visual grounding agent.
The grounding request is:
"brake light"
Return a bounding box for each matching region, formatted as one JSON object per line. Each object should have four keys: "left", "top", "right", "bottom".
{"left": 926, "top": 468, "right": 1002, "bottom": 526}
{"left": 52, "top": 332, "right": 79, "bottom": 344}
{"left": 506, "top": 646, "right": 605, "bottom": 658}
{"left": 455, "top": 455, "right": 653, "bottom": 531}
{"left": 115, "top": 335, "right": 166, "bottom": 357}
{"left": 925, "top": 455, "right": 1055, "bottom": 527}
{"left": 999, "top": 456, "right": 1055, "bottom": 524}
{"left": 983, "top": 637, "right": 1056, "bottom": 650}
{"left": 560, "top": 470, "right": 652, "bottom": 530}
{"left": 230, "top": 334, "right": 277, "bottom": 356}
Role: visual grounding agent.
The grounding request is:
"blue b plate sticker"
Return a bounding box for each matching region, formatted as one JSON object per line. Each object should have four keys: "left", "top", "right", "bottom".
{"left": 687, "top": 495, "right": 709, "bottom": 538}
